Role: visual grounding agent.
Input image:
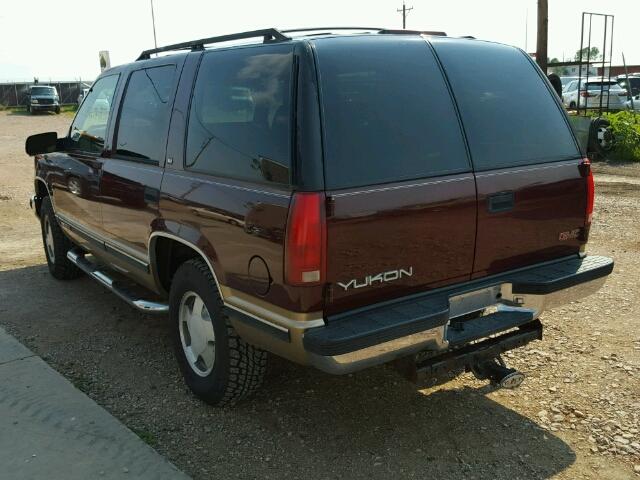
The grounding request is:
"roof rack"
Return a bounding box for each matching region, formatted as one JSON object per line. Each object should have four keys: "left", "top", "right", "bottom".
{"left": 136, "top": 27, "right": 450, "bottom": 61}
{"left": 136, "top": 28, "right": 290, "bottom": 61}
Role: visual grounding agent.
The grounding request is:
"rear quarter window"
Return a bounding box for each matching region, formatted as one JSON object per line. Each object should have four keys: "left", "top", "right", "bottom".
{"left": 313, "top": 36, "right": 470, "bottom": 190}
{"left": 431, "top": 39, "right": 580, "bottom": 171}
{"left": 185, "top": 44, "right": 294, "bottom": 186}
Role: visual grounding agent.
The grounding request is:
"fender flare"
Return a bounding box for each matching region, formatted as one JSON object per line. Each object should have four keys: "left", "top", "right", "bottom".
{"left": 147, "top": 231, "right": 225, "bottom": 300}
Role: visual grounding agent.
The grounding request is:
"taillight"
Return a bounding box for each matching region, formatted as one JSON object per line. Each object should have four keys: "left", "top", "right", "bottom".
{"left": 581, "top": 158, "right": 595, "bottom": 226}
{"left": 580, "top": 91, "right": 595, "bottom": 98}
{"left": 285, "top": 192, "right": 326, "bottom": 286}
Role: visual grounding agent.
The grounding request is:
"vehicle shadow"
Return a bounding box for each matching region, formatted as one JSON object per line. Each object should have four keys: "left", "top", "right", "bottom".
{"left": 6, "top": 109, "right": 57, "bottom": 116}
{"left": 0, "top": 264, "right": 576, "bottom": 480}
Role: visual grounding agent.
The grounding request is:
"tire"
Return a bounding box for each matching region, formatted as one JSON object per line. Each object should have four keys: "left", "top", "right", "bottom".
{"left": 169, "top": 258, "right": 267, "bottom": 406}
{"left": 569, "top": 101, "right": 577, "bottom": 109}
{"left": 26, "top": 104, "right": 31, "bottom": 113}
{"left": 55, "top": 106, "right": 60, "bottom": 114}
{"left": 40, "top": 196, "right": 82, "bottom": 280}
{"left": 588, "top": 117, "right": 613, "bottom": 157}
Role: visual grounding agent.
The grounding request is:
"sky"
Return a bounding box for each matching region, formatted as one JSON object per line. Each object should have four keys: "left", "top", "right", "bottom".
{"left": 0, "top": 0, "right": 637, "bottom": 82}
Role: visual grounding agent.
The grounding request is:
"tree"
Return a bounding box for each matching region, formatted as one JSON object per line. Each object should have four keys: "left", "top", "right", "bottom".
{"left": 574, "top": 47, "right": 600, "bottom": 61}
{"left": 548, "top": 57, "right": 569, "bottom": 76}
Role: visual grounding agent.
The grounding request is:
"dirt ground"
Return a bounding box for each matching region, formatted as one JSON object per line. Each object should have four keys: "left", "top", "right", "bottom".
{"left": 0, "top": 110, "right": 638, "bottom": 480}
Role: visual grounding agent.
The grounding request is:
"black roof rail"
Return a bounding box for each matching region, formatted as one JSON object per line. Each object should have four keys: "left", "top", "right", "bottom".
{"left": 136, "top": 28, "right": 290, "bottom": 61}
{"left": 282, "top": 27, "right": 448, "bottom": 37}
{"left": 281, "top": 26, "right": 384, "bottom": 34}
{"left": 378, "top": 29, "right": 447, "bottom": 36}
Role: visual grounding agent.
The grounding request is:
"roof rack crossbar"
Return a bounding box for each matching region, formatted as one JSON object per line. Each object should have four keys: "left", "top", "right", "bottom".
{"left": 136, "top": 28, "right": 290, "bottom": 61}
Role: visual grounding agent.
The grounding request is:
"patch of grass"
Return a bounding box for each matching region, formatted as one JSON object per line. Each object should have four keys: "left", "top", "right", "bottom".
{"left": 600, "top": 111, "right": 640, "bottom": 162}
{"left": 131, "top": 428, "right": 157, "bottom": 447}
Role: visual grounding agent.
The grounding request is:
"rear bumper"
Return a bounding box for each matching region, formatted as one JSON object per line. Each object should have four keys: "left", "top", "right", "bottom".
{"left": 304, "top": 254, "right": 613, "bottom": 374}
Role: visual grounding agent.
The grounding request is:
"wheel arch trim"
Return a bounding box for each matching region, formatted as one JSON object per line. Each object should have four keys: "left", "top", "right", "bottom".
{"left": 35, "top": 176, "right": 52, "bottom": 196}
{"left": 147, "top": 231, "right": 324, "bottom": 333}
{"left": 148, "top": 231, "right": 225, "bottom": 300}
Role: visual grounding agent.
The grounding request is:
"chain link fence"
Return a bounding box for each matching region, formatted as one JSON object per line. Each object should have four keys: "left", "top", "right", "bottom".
{"left": 0, "top": 81, "right": 93, "bottom": 107}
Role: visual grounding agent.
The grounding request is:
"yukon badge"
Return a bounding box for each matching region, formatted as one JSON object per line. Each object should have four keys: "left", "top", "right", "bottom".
{"left": 337, "top": 267, "right": 413, "bottom": 291}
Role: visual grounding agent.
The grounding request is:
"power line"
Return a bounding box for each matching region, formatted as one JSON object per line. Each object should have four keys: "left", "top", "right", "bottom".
{"left": 397, "top": 2, "right": 414, "bottom": 30}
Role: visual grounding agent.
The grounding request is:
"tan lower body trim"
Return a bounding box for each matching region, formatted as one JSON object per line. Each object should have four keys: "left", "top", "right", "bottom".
{"left": 220, "top": 285, "right": 325, "bottom": 331}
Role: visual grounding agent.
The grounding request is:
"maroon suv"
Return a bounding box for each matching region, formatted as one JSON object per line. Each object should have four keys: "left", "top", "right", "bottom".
{"left": 26, "top": 28, "right": 613, "bottom": 406}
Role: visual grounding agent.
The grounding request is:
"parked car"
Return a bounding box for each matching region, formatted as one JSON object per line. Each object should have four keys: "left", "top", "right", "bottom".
{"left": 616, "top": 73, "right": 640, "bottom": 98}
{"left": 77, "top": 87, "right": 90, "bottom": 105}
{"left": 560, "top": 76, "right": 579, "bottom": 92}
{"left": 26, "top": 28, "right": 613, "bottom": 406}
{"left": 27, "top": 85, "right": 60, "bottom": 114}
{"left": 626, "top": 94, "right": 640, "bottom": 111}
{"left": 563, "top": 77, "right": 628, "bottom": 110}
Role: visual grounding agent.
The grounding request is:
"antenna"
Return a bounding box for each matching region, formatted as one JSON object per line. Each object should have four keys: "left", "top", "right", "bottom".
{"left": 150, "top": 0, "right": 158, "bottom": 51}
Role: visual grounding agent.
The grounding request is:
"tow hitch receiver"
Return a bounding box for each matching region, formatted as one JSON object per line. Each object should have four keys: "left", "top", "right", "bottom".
{"left": 471, "top": 356, "right": 525, "bottom": 389}
{"left": 413, "top": 320, "right": 542, "bottom": 386}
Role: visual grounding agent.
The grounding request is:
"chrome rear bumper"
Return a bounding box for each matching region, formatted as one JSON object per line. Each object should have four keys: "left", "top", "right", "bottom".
{"left": 304, "top": 255, "right": 613, "bottom": 374}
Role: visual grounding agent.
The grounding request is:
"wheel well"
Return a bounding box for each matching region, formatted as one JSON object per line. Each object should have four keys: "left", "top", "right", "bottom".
{"left": 34, "top": 179, "right": 49, "bottom": 216}
{"left": 153, "top": 236, "right": 205, "bottom": 293}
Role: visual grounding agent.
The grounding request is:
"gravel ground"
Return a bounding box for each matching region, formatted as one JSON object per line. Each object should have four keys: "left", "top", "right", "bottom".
{"left": 0, "top": 110, "right": 638, "bottom": 479}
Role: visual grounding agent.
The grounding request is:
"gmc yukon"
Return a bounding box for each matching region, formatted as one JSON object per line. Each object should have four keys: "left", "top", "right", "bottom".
{"left": 25, "top": 28, "right": 613, "bottom": 406}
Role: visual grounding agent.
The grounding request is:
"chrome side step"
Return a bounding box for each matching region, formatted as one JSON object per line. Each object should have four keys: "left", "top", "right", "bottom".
{"left": 67, "top": 249, "right": 169, "bottom": 314}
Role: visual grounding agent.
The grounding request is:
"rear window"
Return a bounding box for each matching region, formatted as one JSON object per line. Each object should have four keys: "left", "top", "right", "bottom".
{"left": 314, "top": 36, "right": 470, "bottom": 190}
{"left": 432, "top": 39, "right": 580, "bottom": 171}
{"left": 584, "top": 81, "right": 618, "bottom": 90}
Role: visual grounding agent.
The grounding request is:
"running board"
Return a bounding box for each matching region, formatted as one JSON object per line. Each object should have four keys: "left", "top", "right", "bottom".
{"left": 67, "top": 249, "right": 169, "bottom": 314}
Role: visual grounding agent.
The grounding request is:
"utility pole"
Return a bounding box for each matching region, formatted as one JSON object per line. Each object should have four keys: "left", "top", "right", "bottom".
{"left": 525, "top": 8, "right": 528, "bottom": 52}
{"left": 150, "top": 0, "right": 158, "bottom": 50}
{"left": 536, "top": 0, "right": 548, "bottom": 73}
{"left": 397, "top": 2, "right": 413, "bottom": 30}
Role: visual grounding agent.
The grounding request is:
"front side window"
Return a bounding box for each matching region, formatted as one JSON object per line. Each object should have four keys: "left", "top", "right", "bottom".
{"left": 185, "top": 45, "right": 293, "bottom": 185}
{"left": 115, "top": 65, "right": 177, "bottom": 162}
{"left": 432, "top": 39, "right": 580, "bottom": 171}
{"left": 69, "top": 74, "right": 119, "bottom": 154}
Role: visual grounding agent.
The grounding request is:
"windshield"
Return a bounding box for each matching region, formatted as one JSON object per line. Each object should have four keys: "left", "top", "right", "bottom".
{"left": 31, "top": 86, "right": 56, "bottom": 96}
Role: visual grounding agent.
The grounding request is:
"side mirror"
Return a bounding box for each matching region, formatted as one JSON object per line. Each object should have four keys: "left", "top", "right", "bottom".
{"left": 25, "top": 132, "right": 58, "bottom": 156}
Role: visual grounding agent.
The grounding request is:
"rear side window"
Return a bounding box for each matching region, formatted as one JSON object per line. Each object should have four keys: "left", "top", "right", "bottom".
{"left": 314, "top": 36, "right": 469, "bottom": 190}
{"left": 185, "top": 45, "right": 293, "bottom": 185}
{"left": 432, "top": 39, "right": 580, "bottom": 170}
{"left": 115, "top": 65, "right": 176, "bottom": 163}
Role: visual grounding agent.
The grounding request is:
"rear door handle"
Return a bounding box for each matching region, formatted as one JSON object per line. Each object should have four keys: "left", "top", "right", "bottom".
{"left": 487, "top": 191, "right": 514, "bottom": 213}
